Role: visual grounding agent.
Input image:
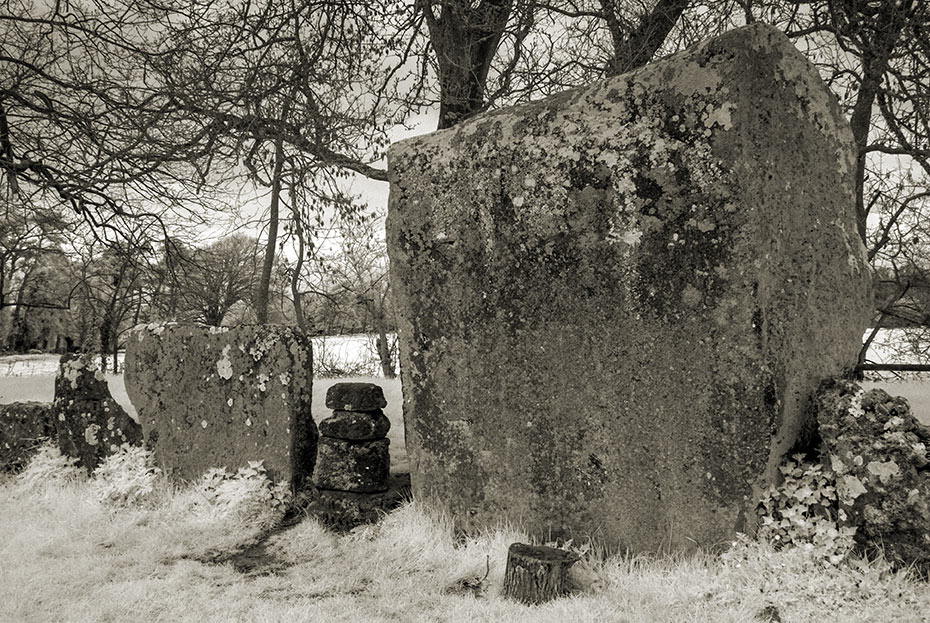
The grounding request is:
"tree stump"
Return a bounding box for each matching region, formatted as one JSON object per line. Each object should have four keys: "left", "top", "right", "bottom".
{"left": 502, "top": 542, "right": 580, "bottom": 605}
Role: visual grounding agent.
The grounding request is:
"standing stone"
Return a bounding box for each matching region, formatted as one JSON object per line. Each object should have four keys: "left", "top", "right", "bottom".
{"left": 813, "top": 379, "right": 930, "bottom": 573}
{"left": 0, "top": 402, "right": 54, "bottom": 472}
{"left": 124, "top": 323, "right": 316, "bottom": 489}
{"left": 53, "top": 354, "right": 142, "bottom": 472}
{"left": 386, "top": 23, "right": 872, "bottom": 551}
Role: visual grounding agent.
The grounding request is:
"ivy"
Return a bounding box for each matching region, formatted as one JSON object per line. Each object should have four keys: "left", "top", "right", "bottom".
{"left": 757, "top": 453, "right": 857, "bottom": 565}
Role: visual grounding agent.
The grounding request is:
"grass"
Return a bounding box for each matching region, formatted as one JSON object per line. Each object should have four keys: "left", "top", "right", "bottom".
{"left": 1, "top": 459, "right": 929, "bottom": 623}
{"left": 3, "top": 359, "right": 930, "bottom": 620}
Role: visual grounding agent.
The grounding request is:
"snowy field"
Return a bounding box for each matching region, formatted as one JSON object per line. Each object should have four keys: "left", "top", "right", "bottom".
{"left": 1, "top": 329, "right": 930, "bottom": 426}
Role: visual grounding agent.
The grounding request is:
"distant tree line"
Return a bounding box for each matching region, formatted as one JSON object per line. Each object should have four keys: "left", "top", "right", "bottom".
{"left": 0, "top": 203, "right": 395, "bottom": 374}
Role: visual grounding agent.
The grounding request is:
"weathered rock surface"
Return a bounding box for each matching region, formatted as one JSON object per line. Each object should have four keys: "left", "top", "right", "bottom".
{"left": 813, "top": 379, "right": 930, "bottom": 572}
{"left": 53, "top": 354, "right": 142, "bottom": 472}
{"left": 386, "top": 23, "right": 872, "bottom": 551}
{"left": 313, "top": 437, "right": 390, "bottom": 493}
{"left": 0, "top": 402, "right": 54, "bottom": 471}
{"left": 124, "top": 323, "right": 316, "bottom": 489}
{"left": 325, "top": 383, "right": 387, "bottom": 412}
{"left": 319, "top": 410, "right": 391, "bottom": 441}
{"left": 307, "top": 473, "right": 411, "bottom": 532}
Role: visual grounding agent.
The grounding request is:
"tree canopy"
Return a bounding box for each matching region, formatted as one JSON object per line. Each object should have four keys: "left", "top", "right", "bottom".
{"left": 2, "top": 0, "right": 929, "bottom": 355}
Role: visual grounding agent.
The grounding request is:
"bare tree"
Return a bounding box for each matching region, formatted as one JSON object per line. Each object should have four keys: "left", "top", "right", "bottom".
{"left": 168, "top": 234, "right": 261, "bottom": 326}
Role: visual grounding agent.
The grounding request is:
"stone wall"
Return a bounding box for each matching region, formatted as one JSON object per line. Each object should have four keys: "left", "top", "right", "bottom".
{"left": 124, "top": 323, "right": 316, "bottom": 489}
{"left": 813, "top": 379, "right": 930, "bottom": 573}
{"left": 0, "top": 402, "right": 54, "bottom": 471}
{"left": 386, "top": 23, "right": 872, "bottom": 551}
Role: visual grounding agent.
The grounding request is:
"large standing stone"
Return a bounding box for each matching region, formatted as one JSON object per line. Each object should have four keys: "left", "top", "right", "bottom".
{"left": 0, "top": 402, "right": 54, "bottom": 472}
{"left": 386, "top": 23, "right": 872, "bottom": 551}
{"left": 53, "top": 354, "right": 142, "bottom": 472}
{"left": 124, "top": 323, "right": 316, "bottom": 489}
{"left": 813, "top": 379, "right": 930, "bottom": 573}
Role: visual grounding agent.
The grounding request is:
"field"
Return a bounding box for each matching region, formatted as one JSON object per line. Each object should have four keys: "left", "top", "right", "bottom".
{"left": 2, "top": 355, "right": 930, "bottom": 621}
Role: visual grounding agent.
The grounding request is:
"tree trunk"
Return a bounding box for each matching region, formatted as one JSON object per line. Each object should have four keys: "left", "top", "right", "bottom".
{"left": 374, "top": 324, "right": 395, "bottom": 379}
{"left": 844, "top": 2, "right": 907, "bottom": 245}
{"left": 112, "top": 325, "right": 119, "bottom": 373}
{"left": 99, "top": 312, "right": 111, "bottom": 372}
{"left": 290, "top": 191, "right": 309, "bottom": 333}
{"left": 420, "top": 0, "right": 513, "bottom": 129}
{"left": 502, "top": 543, "right": 579, "bottom": 605}
{"left": 603, "top": 0, "right": 689, "bottom": 76}
{"left": 256, "top": 138, "right": 285, "bottom": 324}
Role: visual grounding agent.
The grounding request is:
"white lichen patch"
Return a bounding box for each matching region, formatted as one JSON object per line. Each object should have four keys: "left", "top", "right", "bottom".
{"left": 84, "top": 423, "right": 100, "bottom": 446}
{"left": 847, "top": 389, "right": 865, "bottom": 418}
{"left": 839, "top": 474, "right": 867, "bottom": 504}
{"left": 248, "top": 332, "right": 280, "bottom": 361}
{"left": 278, "top": 372, "right": 291, "bottom": 386}
{"left": 704, "top": 102, "right": 736, "bottom": 130}
{"left": 62, "top": 357, "right": 95, "bottom": 389}
{"left": 866, "top": 460, "right": 900, "bottom": 485}
{"left": 256, "top": 373, "right": 269, "bottom": 392}
{"left": 227, "top": 398, "right": 234, "bottom": 407}
{"left": 216, "top": 345, "right": 233, "bottom": 380}
{"left": 201, "top": 420, "right": 208, "bottom": 429}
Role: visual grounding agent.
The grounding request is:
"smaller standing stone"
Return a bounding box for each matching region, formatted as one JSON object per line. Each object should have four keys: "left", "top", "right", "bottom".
{"left": 325, "top": 383, "right": 387, "bottom": 411}
{"left": 0, "top": 402, "right": 55, "bottom": 471}
{"left": 53, "top": 354, "right": 142, "bottom": 472}
{"left": 502, "top": 543, "right": 580, "bottom": 605}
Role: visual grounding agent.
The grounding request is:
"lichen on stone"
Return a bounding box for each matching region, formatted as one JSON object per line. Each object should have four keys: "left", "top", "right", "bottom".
{"left": 84, "top": 423, "right": 100, "bottom": 446}
{"left": 216, "top": 345, "right": 233, "bottom": 380}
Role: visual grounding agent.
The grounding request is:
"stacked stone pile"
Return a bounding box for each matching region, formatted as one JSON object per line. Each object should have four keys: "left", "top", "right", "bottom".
{"left": 314, "top": 383, "right": 390, "bottom": 493}
{"left": 309, "top": 383, "right": 407, "bottom": 530}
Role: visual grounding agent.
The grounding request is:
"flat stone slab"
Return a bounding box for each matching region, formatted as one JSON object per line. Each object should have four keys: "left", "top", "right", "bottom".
{"left": 307, "top": 473, "right": 411, "bottom": 532}
{"left": 386, "top": 23, "right": 872, "bottom": 551}
{"left": 319, "top": 410, "right": 391, "bottom": 441}
{"left": 0, "top": 402, "right": 54, "bottom": 472}
{"left": 124, "top": 323, "right": 316, "bottom": 489}
{"left": 325, "top": 383, "right": 386, "bottom": 412}
{"left": 313, "top": 437, "right": 390, "bottom": 493}
{"left": 53, "top": 355, "right": 142, "bottom": 472}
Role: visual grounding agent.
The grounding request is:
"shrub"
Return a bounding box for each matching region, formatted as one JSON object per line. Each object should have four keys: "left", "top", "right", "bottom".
{"left": 192, "top": 460, "right": 291, "bottom": 531}
{"left": 15, "top": 441, "right": 84, "bottom": 493}
{"left": 90, "top": 444, "right": 161, "bottom": 508}
{"left": 756, "top": 453, "right": 857, "bottom": 565}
